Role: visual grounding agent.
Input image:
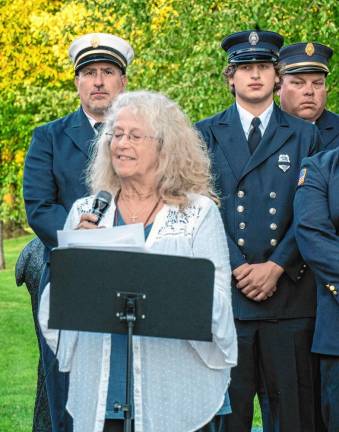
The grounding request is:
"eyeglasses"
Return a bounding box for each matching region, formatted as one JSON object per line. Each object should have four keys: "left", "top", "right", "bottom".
{"left": 106, "top": 128, "right": 159, "bottom": 145}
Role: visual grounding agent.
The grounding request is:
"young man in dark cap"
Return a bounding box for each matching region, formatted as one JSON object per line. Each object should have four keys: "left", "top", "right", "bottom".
{"left": 278, "top": 42, "right": 339, "bottom": 150}
{"left": 196, "top": 30, "right": 323, "bottom": 432}
{"left": 23, "top": 33, "right": 134, "bottom": 432}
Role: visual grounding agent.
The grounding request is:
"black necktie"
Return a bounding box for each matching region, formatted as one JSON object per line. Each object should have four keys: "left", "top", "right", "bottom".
{"left": 248, "top": 117, "right": 262, "bottom": 154}
{"left": 94, "top": 122, "right": 103, "bottom": 133}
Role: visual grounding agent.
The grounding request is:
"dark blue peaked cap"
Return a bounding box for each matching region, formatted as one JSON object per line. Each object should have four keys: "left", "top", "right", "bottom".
{"left": 221, "top": 30, "right": 284, "bottom": 64}
{"left": 279, "top": 42, "right": 333, "bottom": 75}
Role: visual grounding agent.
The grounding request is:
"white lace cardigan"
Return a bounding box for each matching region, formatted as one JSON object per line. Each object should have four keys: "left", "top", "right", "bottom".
{"left": 39, "top": 193, "right": 237, "bottom": 432}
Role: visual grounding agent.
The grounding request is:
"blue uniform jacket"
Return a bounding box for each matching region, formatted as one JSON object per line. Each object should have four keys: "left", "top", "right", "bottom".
{"left": 196, "top": 103, "right": 321, "bottom": 319}
{"left": 316, "top": 109, "right": 339, "bottom": 151}
{"left": 294, "top": 148, "right": 339, "bottom": 355}
{"left": 24, "top": 107, "right": 94, "bottom": 261}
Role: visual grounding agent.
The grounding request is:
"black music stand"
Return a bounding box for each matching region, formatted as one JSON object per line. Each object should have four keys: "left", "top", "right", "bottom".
{"left": 49, "top": 247, "right": 215, "bottom": 432}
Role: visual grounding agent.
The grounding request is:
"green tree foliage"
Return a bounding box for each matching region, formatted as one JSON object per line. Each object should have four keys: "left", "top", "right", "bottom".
{"left": 0, "top": 0, "right": 338, "bottom": 229}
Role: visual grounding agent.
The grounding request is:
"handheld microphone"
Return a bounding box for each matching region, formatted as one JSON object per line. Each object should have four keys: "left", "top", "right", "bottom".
{"left": 91, "top": 191, "right": 112, "bottom": 225}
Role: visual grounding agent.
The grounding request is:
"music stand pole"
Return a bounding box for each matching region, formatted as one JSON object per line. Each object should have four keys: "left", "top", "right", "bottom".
{"left": 123, "top": 296, "right": 135, "bottom": 432}
{"left": 114, "top": 293, "right": 145, "bottom": 432}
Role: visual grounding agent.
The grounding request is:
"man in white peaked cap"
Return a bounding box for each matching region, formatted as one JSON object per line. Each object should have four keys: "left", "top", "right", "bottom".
{"left": 23, "top": 33, "right": 134, "bottom": 432}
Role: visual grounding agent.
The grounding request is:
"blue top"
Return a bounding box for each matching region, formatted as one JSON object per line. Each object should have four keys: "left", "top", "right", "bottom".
{"left": 105, "top": 212, "right": 152, "bottom": 419}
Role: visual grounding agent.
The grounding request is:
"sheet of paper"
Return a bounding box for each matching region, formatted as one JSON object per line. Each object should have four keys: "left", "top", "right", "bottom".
{"left": 57, "top": 223, "right": 145, "bottom": 251}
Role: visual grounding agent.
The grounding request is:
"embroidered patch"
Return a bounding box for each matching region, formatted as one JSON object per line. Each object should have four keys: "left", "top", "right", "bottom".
{"left": 298, "top": 168, "right": 307, "bottom": 186}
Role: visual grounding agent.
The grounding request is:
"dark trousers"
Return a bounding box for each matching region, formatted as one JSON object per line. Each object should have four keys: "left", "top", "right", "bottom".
{"left": 320, "top": 355, "right": 339, "bottom": 431}
{"left": 223, "top": 318, "right": 324, "bottom": 432}
{"left": 39, "top": 264, "right": 73, "bottom": 432}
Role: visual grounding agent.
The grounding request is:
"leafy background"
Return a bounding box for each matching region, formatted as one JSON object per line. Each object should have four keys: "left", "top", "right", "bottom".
{"left": 1, "top": 0, "right": 338, "bottom": 232}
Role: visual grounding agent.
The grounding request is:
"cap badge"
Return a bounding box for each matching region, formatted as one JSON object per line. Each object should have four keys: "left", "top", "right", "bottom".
{"left": 305, "top": 42, "right": 315, "bottom": 57}
{"left": 91, "top": 37, "right": 100, "bottom": 48}
{"left": 278, "top": 154, "right": 290, "bottom": 172}
{"left": 249, "top": 32, "right": 259, "bottom": 46}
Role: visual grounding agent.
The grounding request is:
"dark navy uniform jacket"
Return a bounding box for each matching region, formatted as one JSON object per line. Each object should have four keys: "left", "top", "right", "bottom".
{"left": 24, "top": 107, "right": 94, "bottom": 260}
{"left": 196, "top": 103, "right": 322, "bottom": 320}
{"left": 316, "top": 109, "right": 339, "bottom": 151}
{"left": 294, "top": 148, "right": 339, "bottom": 355}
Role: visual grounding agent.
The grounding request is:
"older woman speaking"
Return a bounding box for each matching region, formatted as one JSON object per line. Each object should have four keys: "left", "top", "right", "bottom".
{"left": 39, "top": 91, "right": 237, "bottom": 432}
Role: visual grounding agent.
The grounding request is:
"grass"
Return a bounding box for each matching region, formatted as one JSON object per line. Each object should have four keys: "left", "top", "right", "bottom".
{"left": 0, "top": 234, "right": 36, "bottom": 432}
{"left": 0, "top": 234, "right": 262, "bottom": 431}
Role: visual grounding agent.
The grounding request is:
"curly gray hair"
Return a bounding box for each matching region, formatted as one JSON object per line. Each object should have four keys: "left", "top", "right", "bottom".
{"left": 87, "top": 90, "right": 216, "bottom": 207}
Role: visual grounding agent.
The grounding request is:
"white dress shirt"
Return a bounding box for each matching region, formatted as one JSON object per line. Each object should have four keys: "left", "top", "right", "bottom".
{"left": 83, "top": 109, "right": 101, "bottom": 134}
{"left": 236, "top": 102, "right": 274, "bottom": 139}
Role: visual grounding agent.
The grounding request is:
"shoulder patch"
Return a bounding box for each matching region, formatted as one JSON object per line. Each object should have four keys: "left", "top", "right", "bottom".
{"left": 298, "top": 168, "right": 307, "bottom": 186}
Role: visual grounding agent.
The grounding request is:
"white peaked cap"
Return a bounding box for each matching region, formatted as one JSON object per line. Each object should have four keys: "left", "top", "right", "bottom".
{"left": 69, "top": 33, "right": 134, "bottom": 73}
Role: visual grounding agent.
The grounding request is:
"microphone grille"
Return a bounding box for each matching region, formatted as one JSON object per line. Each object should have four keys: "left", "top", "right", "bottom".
{"left": 96, "top": 191, "right": 112, "bottom": 204}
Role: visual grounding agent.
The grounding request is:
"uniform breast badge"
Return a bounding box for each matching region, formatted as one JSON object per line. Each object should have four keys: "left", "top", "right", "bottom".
{"left": 278, "top": 154, "right": 291, "bottom": 172}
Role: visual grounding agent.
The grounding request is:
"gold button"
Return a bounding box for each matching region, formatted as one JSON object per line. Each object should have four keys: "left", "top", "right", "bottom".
{"left": 239, "top": 222, "right": 246, "bottom": 230}
{"left": 302, "top": 264, "right": 307, "bottom": 268}
{"left": 270, "top": 192, "right": 277, "bottom": 199}
{"left": 270, "top": 239, "right": 277, "bottom": 246}
{"left": 270, "top": 223, "right": 277, "bottom": 230}
{"left": 329, "top": 285, "right": 336, "bottom": 291}
{"left": 269, "top": 208, "right": 277, "bottom": 215}
{"left": 237, "top": 205, "right": 245, "bottom": 213}
{"left": 334, "top": 291, "right": 338, "bottom": 296}
{"left": 300, "top": 269, "right": 305, "bottom": 274}
{"left": 238, "top": 238, "right": 245, "bottom": 246}
{"left": 237, "top": 190, "right": 245, "bottom": 198}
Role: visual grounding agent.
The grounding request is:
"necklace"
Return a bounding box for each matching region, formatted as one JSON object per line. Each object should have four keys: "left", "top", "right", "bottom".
{"left": 114, "top": 189, "right": 162, "bottom": 227}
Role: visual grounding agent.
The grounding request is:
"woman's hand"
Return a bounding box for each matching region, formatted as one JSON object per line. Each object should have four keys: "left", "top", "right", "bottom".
{"left": 75, "top": 213, "right": 100, "bottom": 229}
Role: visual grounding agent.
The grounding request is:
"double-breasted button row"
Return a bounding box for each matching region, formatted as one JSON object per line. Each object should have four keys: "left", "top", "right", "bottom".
{"left": 237, "top": 191, "right": 245, "bottom": 246}
{"left": 236, "top": 191, "right": 278, "bottom": 248}
{"left": 269, "top": 192, "right": 277, "bottom": 246}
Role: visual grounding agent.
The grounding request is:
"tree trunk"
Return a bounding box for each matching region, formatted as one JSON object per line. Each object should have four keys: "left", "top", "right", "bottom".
{"left": 0, "top": 221, "right": 5, "bottom": 270}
